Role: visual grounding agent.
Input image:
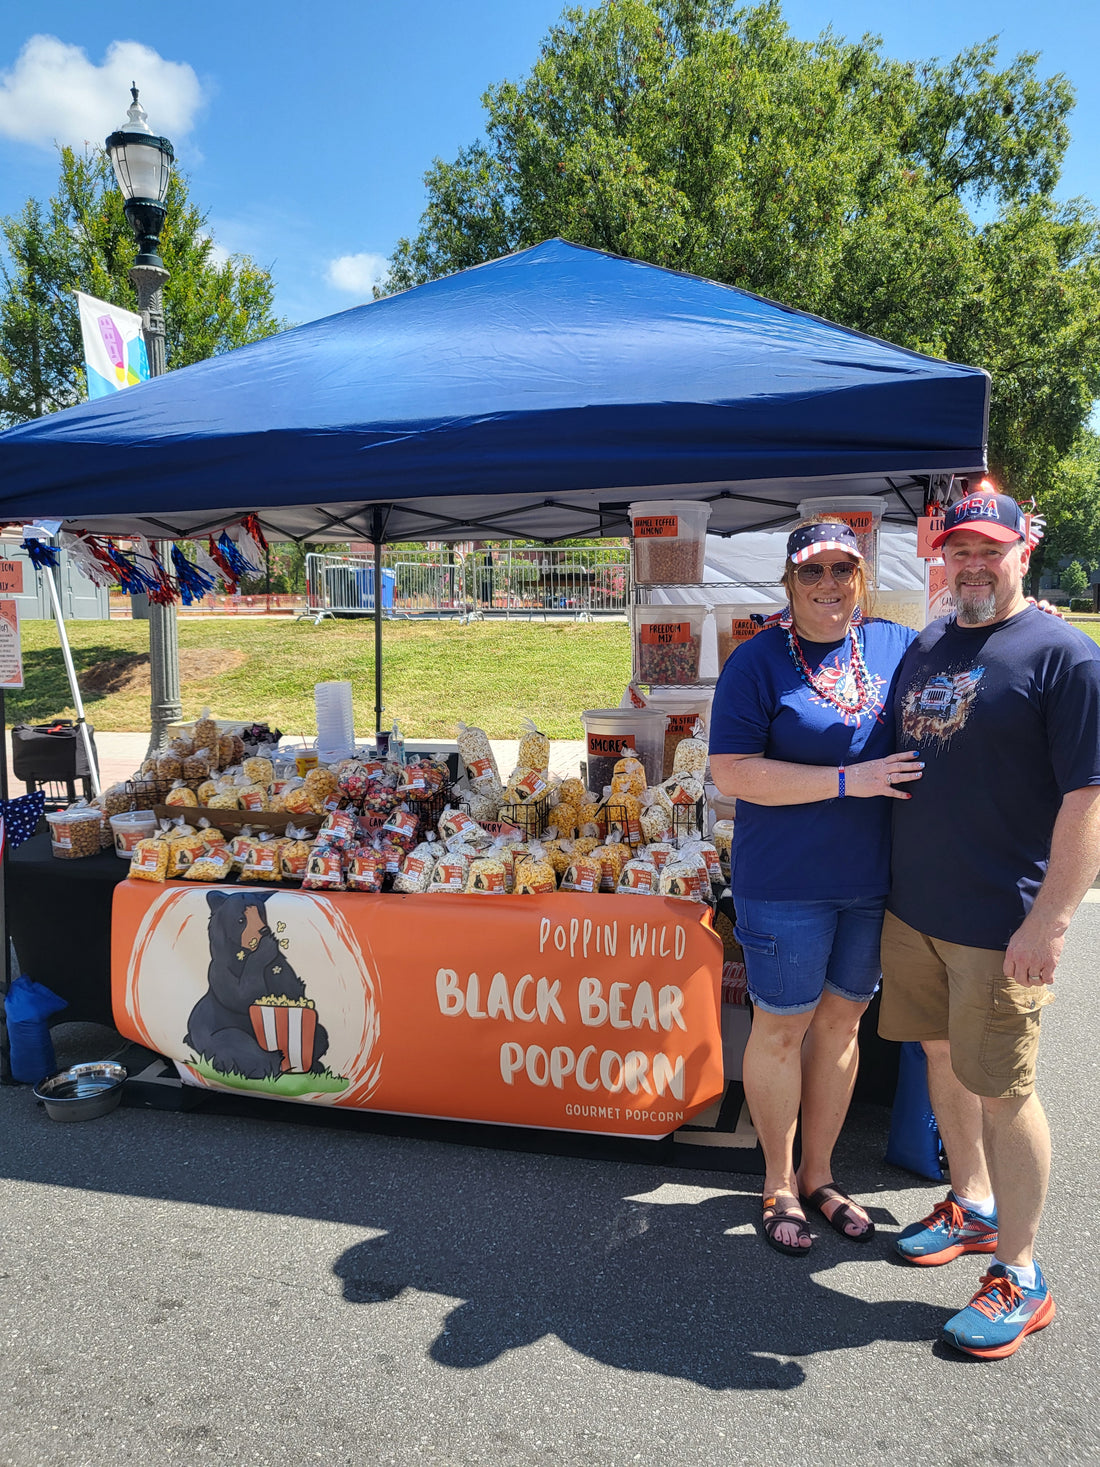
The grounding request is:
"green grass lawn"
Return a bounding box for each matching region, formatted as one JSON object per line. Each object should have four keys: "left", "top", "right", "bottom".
{"left": 9, "top": 616, "right": 632, "bottom": 737}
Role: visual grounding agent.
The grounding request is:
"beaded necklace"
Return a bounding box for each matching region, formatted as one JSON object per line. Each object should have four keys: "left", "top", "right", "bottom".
{"left": 783, "top": 612, "right": 874, "bottom": 713}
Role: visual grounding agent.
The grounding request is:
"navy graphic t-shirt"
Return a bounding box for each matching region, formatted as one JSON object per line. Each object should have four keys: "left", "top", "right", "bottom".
{"left": 889, "top": 605, "right": 1100, "bottom": 948}
{"left": 709, "top": 619, "right": 916, "bottom": 900}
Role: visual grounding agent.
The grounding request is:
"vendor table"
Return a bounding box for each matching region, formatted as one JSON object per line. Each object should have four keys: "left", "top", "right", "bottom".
{"left": 8, "top": 831, "right": 123, "bottom": 1026}
{"left": 110, "top": 881, "right": 724, "bottom": 1138}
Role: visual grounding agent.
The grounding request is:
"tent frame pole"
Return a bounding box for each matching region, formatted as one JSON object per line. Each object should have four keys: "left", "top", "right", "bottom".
{"left": 372, "top": 508, "right": 384, "bottom": 735}
{"left": 42, "top": 548, "right": 100, "bottom": 798}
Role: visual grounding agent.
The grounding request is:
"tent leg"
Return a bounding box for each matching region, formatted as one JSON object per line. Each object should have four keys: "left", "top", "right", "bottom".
{"left": 42, "top": 557, "right": 100, "bottom": 798}
{"left": 0, "top": 687, "right": 11, "bottom": 1084}
{"left": 374, "top": 537, "right": 383, "bottom": 735}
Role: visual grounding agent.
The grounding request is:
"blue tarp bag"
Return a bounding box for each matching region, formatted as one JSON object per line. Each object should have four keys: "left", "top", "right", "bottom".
{"left": 5, "top": 975, "right": 67, "bottom": 1083}
{"left": 885, "top": 1041, "right": 945, "bottom": 1181}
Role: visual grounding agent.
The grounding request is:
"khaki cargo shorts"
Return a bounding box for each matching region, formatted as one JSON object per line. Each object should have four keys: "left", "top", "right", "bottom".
{"left": 878, "top": 909, "right": 1054, "bottom": 1099}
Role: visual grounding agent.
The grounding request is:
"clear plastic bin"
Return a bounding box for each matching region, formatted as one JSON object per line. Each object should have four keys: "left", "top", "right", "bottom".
{"left": 629, "top": 500, "right": 711, "bottom": 584}
{"left": 46, "top": 807, "right": 104, "bottom": 860}
{"left": 581, "top": 708, "right": 666, "bottom": 792}
{"left": 797, "top": 496, "right": 886, "bottom": 582}
{"left": 643, "top": 687, "right": 714, "bottom": 778}
{"left": 633, "top": 604, "right": 706, "bottom": 686}
{"left": 873, "top": 589, "right": 926, "bottom": 631}
{"left": 712, "top": 604, "right": 770, "bottom": 671}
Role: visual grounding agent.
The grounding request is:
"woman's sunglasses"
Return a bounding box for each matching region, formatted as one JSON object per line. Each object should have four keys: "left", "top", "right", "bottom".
{"left": 794, "top": 560, "right": 859, "bottom": 585}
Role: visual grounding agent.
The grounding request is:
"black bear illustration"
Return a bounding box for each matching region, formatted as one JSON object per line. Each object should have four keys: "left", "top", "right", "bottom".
{"left": 185, "top": 890, "right": 330, "bottom": 1079}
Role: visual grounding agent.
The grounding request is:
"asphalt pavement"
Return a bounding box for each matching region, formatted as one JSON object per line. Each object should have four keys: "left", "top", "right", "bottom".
{"left": 2, "top": 899, "right": 1098, "bottom": 1466}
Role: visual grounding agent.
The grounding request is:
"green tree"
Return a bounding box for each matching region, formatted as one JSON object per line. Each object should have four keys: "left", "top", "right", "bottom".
{"left": 0, "top": 146, "right": 285, "bottom": 426}
{"left": 382, "top": 0, "right": 1100, "bottom": 513}
{"left": 1060, "top": 559, "right": 1089, "bottom": 600}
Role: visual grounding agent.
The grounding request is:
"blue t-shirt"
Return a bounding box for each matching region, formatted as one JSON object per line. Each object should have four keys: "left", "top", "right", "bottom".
{"left": 709, "top": 618, "right": 917, "bottom": 900}
{"left": 889, "top": 605, "right": 1100, "bottom": 949}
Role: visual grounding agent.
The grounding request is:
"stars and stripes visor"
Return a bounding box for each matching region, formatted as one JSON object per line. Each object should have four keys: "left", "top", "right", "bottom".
{"left": 787, "top": 522, "right": 863, "bottom": 566}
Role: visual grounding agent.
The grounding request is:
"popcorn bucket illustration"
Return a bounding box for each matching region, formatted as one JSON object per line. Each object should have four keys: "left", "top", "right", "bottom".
{"left": 249, "top": 999, "right": 317, "bottom": 1073}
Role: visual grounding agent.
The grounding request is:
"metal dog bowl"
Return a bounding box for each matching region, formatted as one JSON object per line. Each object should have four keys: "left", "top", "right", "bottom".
{"left": 33, "top": 1062, "right": 128, "bottom": 1122}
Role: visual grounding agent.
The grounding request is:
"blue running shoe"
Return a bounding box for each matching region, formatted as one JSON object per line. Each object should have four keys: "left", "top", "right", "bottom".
{"left": 942, "top": 1263, "right": 1056, "bottom": 1359}
{"left": 896, "top": 1192, "right": 998, "bottom": 1266}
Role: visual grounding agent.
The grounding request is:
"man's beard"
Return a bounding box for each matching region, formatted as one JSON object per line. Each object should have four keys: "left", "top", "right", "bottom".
{"left": 955, "top": 584, "right": 999, "bottom": 624}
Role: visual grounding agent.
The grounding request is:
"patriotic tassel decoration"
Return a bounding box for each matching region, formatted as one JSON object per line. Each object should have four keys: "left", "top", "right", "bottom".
{"left": 226, "top": 514, "right": 267, "bottom": 574}
{"left": 132, "top": 536, "right": 177, "bottom": 605}
{"left": 103, "top": 541, "right": 158, "bottom": 596}
{"left": 21, "top": 537, "right": 61, "bottom": 572}
{"left": 214, "top": 530, "right": 253, "bottom": 582}
{"left": 194, "top": 540, "right": 227, "bottom": 590}
{"left": 58, "top": 532, "right": 117, "bottom": 588}
{"left": 207, "top": 535, "right": 240, "bottom": 593}
{"left": 171, "top": 544, "right": 216, "bottom": 605}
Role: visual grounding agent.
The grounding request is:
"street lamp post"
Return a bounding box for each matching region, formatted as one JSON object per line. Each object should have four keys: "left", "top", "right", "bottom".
{"left": 106, "top": 86, "right": 181, "bottom": 755}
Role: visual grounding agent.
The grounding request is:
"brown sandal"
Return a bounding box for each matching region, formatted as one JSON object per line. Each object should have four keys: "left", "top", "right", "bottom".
{"left": 761, "top": 1193, "right": 813, "bottom": 1256}
{"left": 800, "top": 1184, "right": 876, "bottom": 1243}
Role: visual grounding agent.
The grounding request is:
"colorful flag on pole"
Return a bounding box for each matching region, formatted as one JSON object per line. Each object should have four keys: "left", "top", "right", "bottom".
{"left": 74, "top": 291, "right": 149, "bottom": 398}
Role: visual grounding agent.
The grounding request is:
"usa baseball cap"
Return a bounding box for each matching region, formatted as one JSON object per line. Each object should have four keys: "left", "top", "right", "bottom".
{"left": 786, "top": 521, "right": 863, "bottom": 565}
{"left": 931, "top": 489, "right": 1026, "bottom": 549}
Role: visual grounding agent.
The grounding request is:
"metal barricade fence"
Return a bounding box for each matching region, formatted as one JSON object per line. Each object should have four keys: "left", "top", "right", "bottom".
{"left": 304, "top": 547, "right": 629, "bottom": 619}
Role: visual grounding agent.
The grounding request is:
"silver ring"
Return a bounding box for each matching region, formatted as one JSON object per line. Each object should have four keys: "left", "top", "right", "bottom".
{"left": 1028, "top": 973, "right": 1042, "bottom": 980}
{"left": 888, "top": 773, "right": 895, "bottom": 783}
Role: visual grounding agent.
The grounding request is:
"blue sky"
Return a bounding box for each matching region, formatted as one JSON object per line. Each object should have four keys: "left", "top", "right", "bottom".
{"left": 0, "top": 1, "right": 1097, "bottom": 326}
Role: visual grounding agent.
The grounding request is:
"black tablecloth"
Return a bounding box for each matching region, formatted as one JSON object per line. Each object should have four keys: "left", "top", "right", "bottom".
{"left": 7, "top": 830, "right": 127, "bottom": 1026}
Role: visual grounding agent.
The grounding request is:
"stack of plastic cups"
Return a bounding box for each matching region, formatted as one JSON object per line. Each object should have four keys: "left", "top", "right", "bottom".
{"left": 314, "top": 681, "right": 355, "bottom": 763}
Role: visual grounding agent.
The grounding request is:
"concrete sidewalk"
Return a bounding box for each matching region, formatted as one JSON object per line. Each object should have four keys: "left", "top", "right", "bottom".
{"left": 2, "top": 910, "right": 1097, "bottom": 1463}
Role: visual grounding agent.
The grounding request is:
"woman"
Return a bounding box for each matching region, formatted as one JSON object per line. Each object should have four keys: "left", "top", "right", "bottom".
{"left": 709, "top": 520, "right": 922, "bottom": 1255}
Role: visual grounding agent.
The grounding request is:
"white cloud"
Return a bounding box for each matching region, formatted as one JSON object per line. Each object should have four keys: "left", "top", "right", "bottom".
{"left": 0, "top": 35, "right": 204, "bottom": 151}
{"left": 200, "top": 233, "right": 231, "bottom": 266}
{"left": 325, "top": 251, "right": 389, "bottom": 295}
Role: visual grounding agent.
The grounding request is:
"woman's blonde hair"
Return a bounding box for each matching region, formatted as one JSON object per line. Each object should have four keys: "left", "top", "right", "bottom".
{"left": 780, "top": 514, "right": 877, "bottom": 619}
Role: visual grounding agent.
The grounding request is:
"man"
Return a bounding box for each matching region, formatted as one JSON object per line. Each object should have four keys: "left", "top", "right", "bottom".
{"left": 880, "top": 487, "right": 1100, "bottom": 1359}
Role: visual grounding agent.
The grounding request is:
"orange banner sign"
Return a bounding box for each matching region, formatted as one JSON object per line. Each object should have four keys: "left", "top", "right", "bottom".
{"left": 111, "top": 884, "right": 724, "bottom": 1137}
{"left": 0, "top": 599, "right": 23, "bottom": 689}
{"left": 916, "top": 515, "right": 945, "bottom": 559}
{"left": 632, "top": 515, "right": 678, "bottom": 538}
{"left": 0, "top": 560, "right": 24, "bottom": 594}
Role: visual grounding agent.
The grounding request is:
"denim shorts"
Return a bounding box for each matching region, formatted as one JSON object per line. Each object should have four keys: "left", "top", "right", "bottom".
{"left": 733, "top": 894, "right": 887, "bottom": 1015}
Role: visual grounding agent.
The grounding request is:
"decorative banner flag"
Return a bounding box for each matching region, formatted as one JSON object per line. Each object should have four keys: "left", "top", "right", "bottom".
{"left": 74, "top": 291, "right": 149, "bottom": 398}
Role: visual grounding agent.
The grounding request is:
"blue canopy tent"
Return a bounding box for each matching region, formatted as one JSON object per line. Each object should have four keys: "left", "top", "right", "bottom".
{"left": 0, "top": 237, "right": 989, "bottom": 740}
{"left": 0, "top": 238, "right": 988, "bottom": 546}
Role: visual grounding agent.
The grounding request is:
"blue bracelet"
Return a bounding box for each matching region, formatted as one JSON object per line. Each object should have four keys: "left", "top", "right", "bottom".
{"left": 838, "top": 766, "right": 846, "bottom": 798}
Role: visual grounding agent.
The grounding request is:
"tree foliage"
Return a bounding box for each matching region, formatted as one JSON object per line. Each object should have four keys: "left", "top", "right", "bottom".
{"left": 383, "top": 0, "right": 1100, "bottom": 528}
{"left": 0, "top": 146, "right": 284, "bottom": 426}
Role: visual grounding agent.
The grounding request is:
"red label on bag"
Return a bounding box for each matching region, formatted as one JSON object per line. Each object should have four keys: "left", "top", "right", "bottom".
{"left": 633, "top": 516, "right": 678, "bottom": 538}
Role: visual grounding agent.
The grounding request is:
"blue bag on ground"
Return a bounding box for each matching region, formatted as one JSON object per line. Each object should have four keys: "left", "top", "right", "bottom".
{"left": 885, "top": 1040, "right": 945, "bottom": 1180}
{"left": 5, "top": 975, "right": 67, "bottom": 1083}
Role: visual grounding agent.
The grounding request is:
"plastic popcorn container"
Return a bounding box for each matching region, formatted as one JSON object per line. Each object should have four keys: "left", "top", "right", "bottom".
{"left": 797, "top": 496, "right": 886, "bottom": 582}
{"left": 629, "top": 500, "right": 711, "bottom": 585}
{"left": 46, "top": 807, "right": 104, "bottom": 860}
{"left": 581, "top": 708, "right": 667, "bottom": 791}
{"left": 633, "top": 604, "right": 706, "bottom": 686}
{"left": 712, "top": 604, "right": 770, "bottom": 671}
{"left": 643, "top": 687, "right": 714, "bottom": 779}
{"left": 109, "top": 809, "right": 159, "bottom": 859}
